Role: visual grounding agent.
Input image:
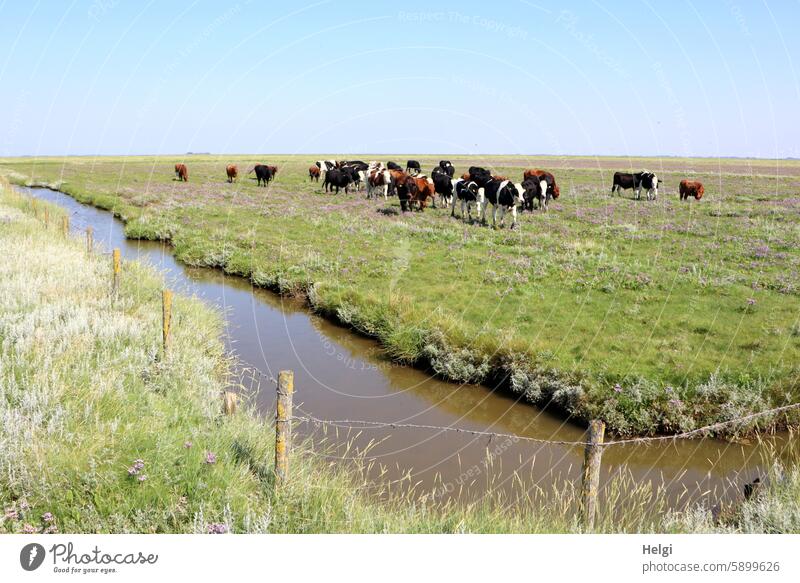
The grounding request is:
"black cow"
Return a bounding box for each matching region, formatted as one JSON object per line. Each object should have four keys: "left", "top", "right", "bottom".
{"left": 521, "top": 176, "right": 550, "bottom": 211}
{"left": 406, "top": 160, "right": 421, "bottom": 175}
{"left": 468, "top": 166, "right": 493, "bottom": 187}
{"left": 253, "top": 164, "right": 274, "bottom": 186}
{"left": 451, "top": 179, "right": 482, "bottom": 222}
{"left": 343, "top": 160, "right": 368, "bottom": 171}
{"left": 611, "top": 171, "right": 661, "bottom": 200}
{"left": 434, "top": 160, "right": 455, "bottom": 178}
{"left": 386, "top": 161, "right": 402, "bottom": 171}
{"left": 431, "top": 167, "right": 455, "bottom": 207}
{"left": 323, "top": 168, "right": 353, "bottom": 194}
{"left": 480, "top": 179, "right": 524, "bottom": 228}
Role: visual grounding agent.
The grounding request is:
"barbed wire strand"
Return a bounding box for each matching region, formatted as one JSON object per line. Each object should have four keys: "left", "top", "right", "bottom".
{"left": 289, "top": 401, "right": 800, "bottom": 449}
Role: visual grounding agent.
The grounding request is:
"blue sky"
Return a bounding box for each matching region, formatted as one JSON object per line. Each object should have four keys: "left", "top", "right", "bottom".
{"left": 0, "top": 0, "right": 798, "bottom": 157}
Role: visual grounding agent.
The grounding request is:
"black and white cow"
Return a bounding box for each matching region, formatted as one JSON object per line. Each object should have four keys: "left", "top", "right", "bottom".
{"left": 451, "top": 179, "right": 483, "bottom": 222}
{"left": 521, "top": 176, "right": 550, "bottom": 211}
{"left": 323, "top": 168, "right": 353, "bottom": 194}
{"left": 316, "top": 160, "right": 337, "bottom": 172}
{"left": 611, "top": 171, "right": 661, "bottom": 200}
{"left": 406, "top": 160, "right": 421, "bottom": 175}
{"left": 480, "top": 179, "right": 525, "bottom": 228}
{"left": 431, "top": 166, "right": 455, "bottom": 207}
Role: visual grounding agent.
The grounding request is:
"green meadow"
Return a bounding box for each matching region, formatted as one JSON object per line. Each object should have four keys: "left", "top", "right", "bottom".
{"left": 2, "top": 180, "right": 799, "bottom": 534}
{"left": 1, "top": 154, "right": 798, "bottom": 436}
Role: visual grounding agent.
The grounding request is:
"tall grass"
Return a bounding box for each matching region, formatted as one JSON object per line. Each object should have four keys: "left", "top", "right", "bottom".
{"left": 0, "top": 180, "right": 797, "bottom": 534}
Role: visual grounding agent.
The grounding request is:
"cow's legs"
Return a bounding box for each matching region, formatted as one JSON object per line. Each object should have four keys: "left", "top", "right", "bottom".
{"left": 498, "top": 205, "right": 506, "bottom": 227}
{"left": 510, "top": 206, "right": 518, "bottom": 228}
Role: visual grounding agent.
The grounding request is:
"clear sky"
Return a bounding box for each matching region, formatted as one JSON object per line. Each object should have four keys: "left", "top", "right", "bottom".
{"left": 0, "top": 0, "right": 798, "bottom": 158}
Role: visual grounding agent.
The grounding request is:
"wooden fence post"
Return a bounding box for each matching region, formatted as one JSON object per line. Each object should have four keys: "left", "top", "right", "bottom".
{"left": 274, "top": 370, "right": 294, "bottom": 487}
{"left": 86, "top": 226, "right": 94, "bottom": 253}
{"left": 581, "top": 419, "right": 606, "bottom": 530}
{"left": 161, "top": 290, "right": 173, "bottom": 353}
{"left": 112, "top": 249, "right": 121, "bottom": 298}
{"left": 61, "top": 215, "right": 69, "bottom": 237}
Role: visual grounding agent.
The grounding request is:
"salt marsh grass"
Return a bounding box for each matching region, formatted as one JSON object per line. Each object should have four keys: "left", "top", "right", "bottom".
{"left": 1, "top": 180, "right": 797, "bottom": 533}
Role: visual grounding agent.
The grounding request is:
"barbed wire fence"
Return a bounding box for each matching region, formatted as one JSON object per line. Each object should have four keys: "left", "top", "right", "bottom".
{"left": 234, "top": 358, "right": 799, "bottom": 529}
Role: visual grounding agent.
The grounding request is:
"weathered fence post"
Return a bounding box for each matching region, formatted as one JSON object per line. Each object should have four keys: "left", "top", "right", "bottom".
{"left": 274, "top": 370, "right": 294, "bottom": 487}
{"left": 112, "top": 249, "right": 121, "bottom": 298}
{"left": 161, "top": 290, "right": 173, "bottom": 353}
{"left": 61, "top": 215, "right": 69, "bottom": 237}
{"left": 223, "top": 391, "right": 238, "bottom": 415}
{"left": 86, "top": 226, "right": 94, "bottom": 253}
{"left": 581, "top": 419, "right": 606, "bottom": 530}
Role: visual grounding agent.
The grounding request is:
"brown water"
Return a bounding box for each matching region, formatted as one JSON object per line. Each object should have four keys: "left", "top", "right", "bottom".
{"left": 20, "top": 186, "right": 788, "bottom": 508}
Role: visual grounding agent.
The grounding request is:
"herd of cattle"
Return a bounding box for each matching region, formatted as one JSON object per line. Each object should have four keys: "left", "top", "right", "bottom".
{"left": 173, "top": 160, "right": 705, "bottom": 229}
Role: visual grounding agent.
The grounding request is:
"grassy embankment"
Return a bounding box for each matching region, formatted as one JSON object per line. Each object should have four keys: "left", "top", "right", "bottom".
{"left": 1, "top": 155, "right": 798, "bottom": 437}
{"left": 1, "top": 180, "right": 798, "bottom": 533}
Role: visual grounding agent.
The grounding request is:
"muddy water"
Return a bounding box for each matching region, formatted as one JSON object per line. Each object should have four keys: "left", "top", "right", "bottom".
{"left": 20, "top": 186, "right": 786, "bottom": 508}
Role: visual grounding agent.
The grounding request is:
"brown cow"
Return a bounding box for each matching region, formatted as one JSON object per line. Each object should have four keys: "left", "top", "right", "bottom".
{"left": 406, "top": 176, "right": 436, "bottom": 211}
{"left": 679, "top": 180, "right": 704, "bottom": 200}
{"left": 268, "top": 165, "right": 278, "bottom": 177}
{"left": 523, "top": 169, "right": 559, "bottom": 199}
{"left": 174, "top": 163, "right": 188, "bottom": 182}
{"left": 309, "top": 165, "right": 320, "bottom": 182}
{"left": 226, "top": 164, "right": 238, "bottom": 183}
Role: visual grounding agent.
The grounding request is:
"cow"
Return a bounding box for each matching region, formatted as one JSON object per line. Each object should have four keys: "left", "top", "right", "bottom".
{"left": 387, "top": 161, "right": 402, "bottom": 171}
{"left": 367, "top": 167, "right": 392, "bottom": 200}
{"left": 434, "top": 160, "right": 455, "bottom": 178}
{"left": 679, "top": 179, "right": 704, "bottom": 200}
{"left": 323, "top": 168, "right": 353, "bottom": 194}
{"left": 431, "top": 167, "right": 455, "bottom": 208}
{"left": 225, "top": 164, "right": 238, "bottom": 183}
{"left": 406, "top": 175, "right": 436, "bottom": 211}
{"left": 343, "top": 161, "right": 368, "bottom": 172}
{"left": 268, "top": 165, "right": 278, "bottom": 178}
{"left": 406, "top": 160, "right": 421, "bottom": 176}
{"left": 174, "top": 163, "right": 188, "bottom": 182}
{"left": 389, "top": 170, "right": 412, "bottom": 210}
{"left": 451, "top": 179, "right": 483, "bottom": 222}
{"left": 252, "top": 164, "right": 274, "bottom": 186}
{"left": 521, "top": 176, "right": 550, "bottom": 211}
{"left": 523, "top": 169, "right": 560, "bottom": 199}
{"left": 480, "top": 178, "right": 525, "bottom": 229}
{"left": 611, "top": 171, "right": 660, "bottom": 200}
{"left": 316, "top": 160, "right": 337, "bottom": 175}
{"left": 309, "top": 165, "right": 321, "bottom": 182}
{"left": 467, "top": 166, "right": 494, "bottom": 187}
{"left": 337, "top": 165, "right": 360, "bottom": 190}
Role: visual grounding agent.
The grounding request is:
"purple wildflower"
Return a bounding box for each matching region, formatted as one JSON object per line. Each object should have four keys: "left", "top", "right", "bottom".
{"left": 665, "top": 386, "right": 673, "bottom": 394}
{"left": 183, "top": 441, "right": 193, "bottom": 449}
{"left": 21, "top": 523, "right": 37, "bottom": 534}
{"left": 207, "top": 523, "right": 228, "bottom": 534}
{"left": 204, "top": 451, "right": 217, "bottom": 465}
{"left": 4, "top": 507, "right": 18, "bottom": 521}
{"left": 18, "top": 500, "right": 29, "bottom": 511}
{"left": 613, "top": 383, "right": 622, "bottom": 393}
{"left": 746, "top": 298, "right": 756, "bottom": 306}
{"left": 137, "top": 474, "right": 148, "bottom": 482}
{"left": 41, "top": 512, "right": 54, "bottom": 524}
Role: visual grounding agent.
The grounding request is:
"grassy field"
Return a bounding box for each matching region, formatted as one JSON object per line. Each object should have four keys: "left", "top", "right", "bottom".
{"left": 1, "top": 154, "right": 798, "bottom": 437}
{"left": 2, "top": 180, "right": 799, "bottom": 534}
